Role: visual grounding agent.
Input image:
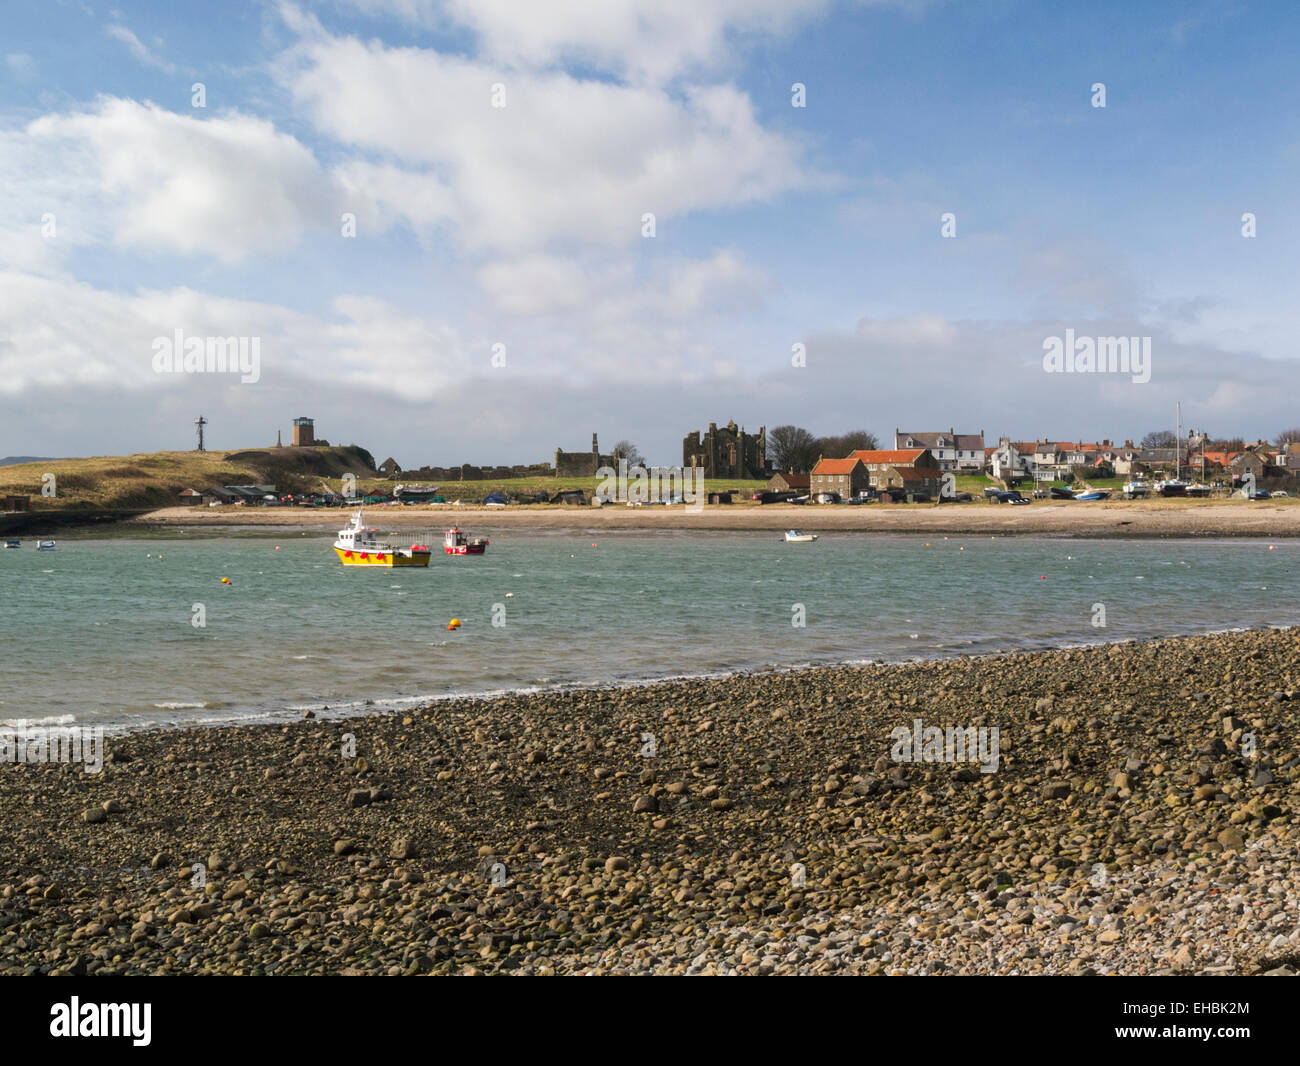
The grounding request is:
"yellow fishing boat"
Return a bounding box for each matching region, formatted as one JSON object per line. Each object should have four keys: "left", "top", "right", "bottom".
{"left": 333, "top": 510, "right": 431, "bottom": 567}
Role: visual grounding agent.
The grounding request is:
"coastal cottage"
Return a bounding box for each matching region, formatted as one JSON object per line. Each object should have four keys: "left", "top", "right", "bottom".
{"left": 990, "top": 439, "right": 1034, "bottom": 483}
{"left": 766, "top": 472, "right": 810, "bottom": 494}
{"left": 875, "top": 464, "right": 942, "bottom": 497}
{"left": 810, "top": 457, "right": 868, "bottom": 500}
{"left": 1098, "top": 441, "right": 1142, "bottom": 476}
{"left": 893, "top": 429, "right": 985, "bottom": 472}
{"left": 846, "top": 449, "right": 937, "bottom": 491}
{"left": 1231, "top": 452, "right": 1268, "bottom": 479}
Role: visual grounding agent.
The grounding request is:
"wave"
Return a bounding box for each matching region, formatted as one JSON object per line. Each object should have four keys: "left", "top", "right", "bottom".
{"left": 1, "top": 713, "right": 77, "bottom": 727}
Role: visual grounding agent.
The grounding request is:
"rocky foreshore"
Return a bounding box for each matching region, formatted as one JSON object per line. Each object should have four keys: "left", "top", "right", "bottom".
{"left": 3, "top": 628, "right": 1300, "bottom": 976}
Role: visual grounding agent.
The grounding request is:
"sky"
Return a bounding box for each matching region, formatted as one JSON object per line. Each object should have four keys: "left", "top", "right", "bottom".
{"left": 1, "top": 0, "right": 1297, "bottom": 467}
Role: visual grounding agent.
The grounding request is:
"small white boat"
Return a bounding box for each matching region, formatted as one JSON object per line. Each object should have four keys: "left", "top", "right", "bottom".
{"left": 783, "top": 529, "right": 818, "bottom": 543}
{"left": 35, "top": 540, "right": 57, "bottom": 551}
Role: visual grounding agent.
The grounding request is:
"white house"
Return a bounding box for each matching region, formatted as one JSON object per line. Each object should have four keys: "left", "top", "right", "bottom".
{"left": 894, "top": 428, "right": 985, "bottom": 472}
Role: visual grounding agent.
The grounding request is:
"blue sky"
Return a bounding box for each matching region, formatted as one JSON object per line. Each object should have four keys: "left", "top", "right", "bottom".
{"left": 2, "top": 0, "right": 1297, "bottom": 466}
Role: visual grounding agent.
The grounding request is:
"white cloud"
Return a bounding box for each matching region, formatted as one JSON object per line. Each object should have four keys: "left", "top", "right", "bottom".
{"left": 332, "top": 0, "right": 924, "bottom": 84}
{"left": 0, "top": 269, "right": 470, "bottom": 401}
{"left": 105, "top": 25, "right": 177, "bottom": 74}
{"left": 477, "top": 255, "right": 590, "bottom": 315}
{"left": 278, "top": 27, "right": 817, "bottom": 252}
{"left": 21, "top": 98, "right": 342, "bottom": 261}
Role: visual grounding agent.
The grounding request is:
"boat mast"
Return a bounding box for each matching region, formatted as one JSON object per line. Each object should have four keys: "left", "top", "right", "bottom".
{"left": 1176, "top": 402, "right": 1181, "bottom": 481}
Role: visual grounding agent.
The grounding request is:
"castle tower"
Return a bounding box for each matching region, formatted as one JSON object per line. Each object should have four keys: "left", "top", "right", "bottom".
{"left": 292, "top": 417, "right": 315, "bottom": 446}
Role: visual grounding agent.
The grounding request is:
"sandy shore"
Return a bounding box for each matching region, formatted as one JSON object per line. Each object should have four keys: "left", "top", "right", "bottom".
{"left": 2, "top": 628, "right": 1298, "bottom": 975}
{"left": 132, "top": 500, "right": 1300, "bottom": 537}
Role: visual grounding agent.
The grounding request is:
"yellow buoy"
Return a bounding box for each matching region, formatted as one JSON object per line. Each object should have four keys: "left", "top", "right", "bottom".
{"left": 448, "top": 618, "right": 461, "bottom": 630}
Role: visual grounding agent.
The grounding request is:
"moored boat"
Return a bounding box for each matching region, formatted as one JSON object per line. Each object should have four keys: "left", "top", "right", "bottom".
{"left": 3, "top": 539, "right": 19, "bottom": 549}
{"left": 783, "top": 529, "right": 818, "bottom": 542}
{"left": 444, "top": 528, "right": 488, "bottom": 555}
{"left": 35, "top": 540, "right": 56, "bottom": 551}
{"left": 333, "top": 511, "right": 431, "bottom": 567}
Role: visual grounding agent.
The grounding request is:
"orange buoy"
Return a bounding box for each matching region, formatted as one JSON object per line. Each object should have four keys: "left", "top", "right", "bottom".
{"left": 448, "top": 618, "right": 461, "bottom": 630}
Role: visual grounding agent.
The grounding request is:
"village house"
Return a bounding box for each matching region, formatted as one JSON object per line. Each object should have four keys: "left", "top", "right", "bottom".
{"left": 893, "top": 429, "right": 985, "bottom": 471}
{"left": 845, "top": 449, "right": 941, "bottom": 495}
{"left": 766, "top": 472, "right": 810, "bottom": 494}
{"left": 810, "top": 457, "right": 868, "bottom": 500}
{"left": 1097, "top": 441, "right": 1142, "bottom": 476}
{"left": 847, "top": 448, "right": 934, "bottom": 475}
{"left": 1230, "top": 451, "right": 1268, "bottom": 479}
{"left": 990, "top": 439, "right": 1034, "bottom": 482}
{"left": 876, "top": 465, "right": 942, "bottom": 498}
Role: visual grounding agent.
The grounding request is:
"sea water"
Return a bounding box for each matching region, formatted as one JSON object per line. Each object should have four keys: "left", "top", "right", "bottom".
{"left": 0, "top": 528, "right": 1295, "bottom": 731}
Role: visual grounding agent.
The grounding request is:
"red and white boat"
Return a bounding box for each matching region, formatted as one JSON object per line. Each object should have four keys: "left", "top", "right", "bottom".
{"left": 444, "top": 527, "right": 489, "bottom": 555}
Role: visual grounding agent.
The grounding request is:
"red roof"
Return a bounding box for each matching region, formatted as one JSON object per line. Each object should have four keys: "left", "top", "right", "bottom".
{"left": 897, "top": 466, "right": 942, "bottom": 482}
{"left": 847, "top": 449, "right": 927, "bottom": 465}
{"left": 812, "top": 458, "right": 863, "bottom": 475}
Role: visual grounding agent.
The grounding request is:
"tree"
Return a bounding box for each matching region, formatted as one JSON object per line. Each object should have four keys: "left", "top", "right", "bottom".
{"left": 817, "top": 430, "right": 880, "bottom": 457}
{"left": 1277, "top": 428, "right": 1300, "bottom": 445}
{"left": 767, "top": 425, "right": 821, "bottom": 473}
{"left": 1140, "top": 430, "right": 1176, "bottom": 449}
{"left": 611, "top": 440, "right": 643, "bottom": 466}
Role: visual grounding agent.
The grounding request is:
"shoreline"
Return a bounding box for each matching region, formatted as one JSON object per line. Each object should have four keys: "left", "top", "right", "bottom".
{"left": 25, "top": 622, "right": 1295, "bottom": 739}
{"left": 3, "top": 626, "right": 1299, "bottom": 974}
{"left": 123, "top": 500, "right": 1300, "bottom": 538}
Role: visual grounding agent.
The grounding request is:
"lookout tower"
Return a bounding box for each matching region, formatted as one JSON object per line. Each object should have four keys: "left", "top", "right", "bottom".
{"left": 292, "top": 417, "right": 315, "bottom": 446}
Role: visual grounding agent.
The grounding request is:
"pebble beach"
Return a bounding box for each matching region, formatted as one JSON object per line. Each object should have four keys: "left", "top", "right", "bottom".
{"left": 3, "top": 627, "right": 1299, "bottom": 976}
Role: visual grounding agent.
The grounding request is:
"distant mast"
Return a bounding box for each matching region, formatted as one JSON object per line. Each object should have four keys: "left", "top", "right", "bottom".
{"left": 195, "top": 415, "right": 207, "bottom": 452}
{"left": 1176, "top": 402, "right": 1182, "bottom": 481}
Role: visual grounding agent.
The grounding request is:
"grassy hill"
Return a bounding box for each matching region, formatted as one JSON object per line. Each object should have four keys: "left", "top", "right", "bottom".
{"left": 0, "top": 446, "right": 377, "bottom": 510}
{"left": 0, "top": 448, "right": 769, "bottom": 510}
